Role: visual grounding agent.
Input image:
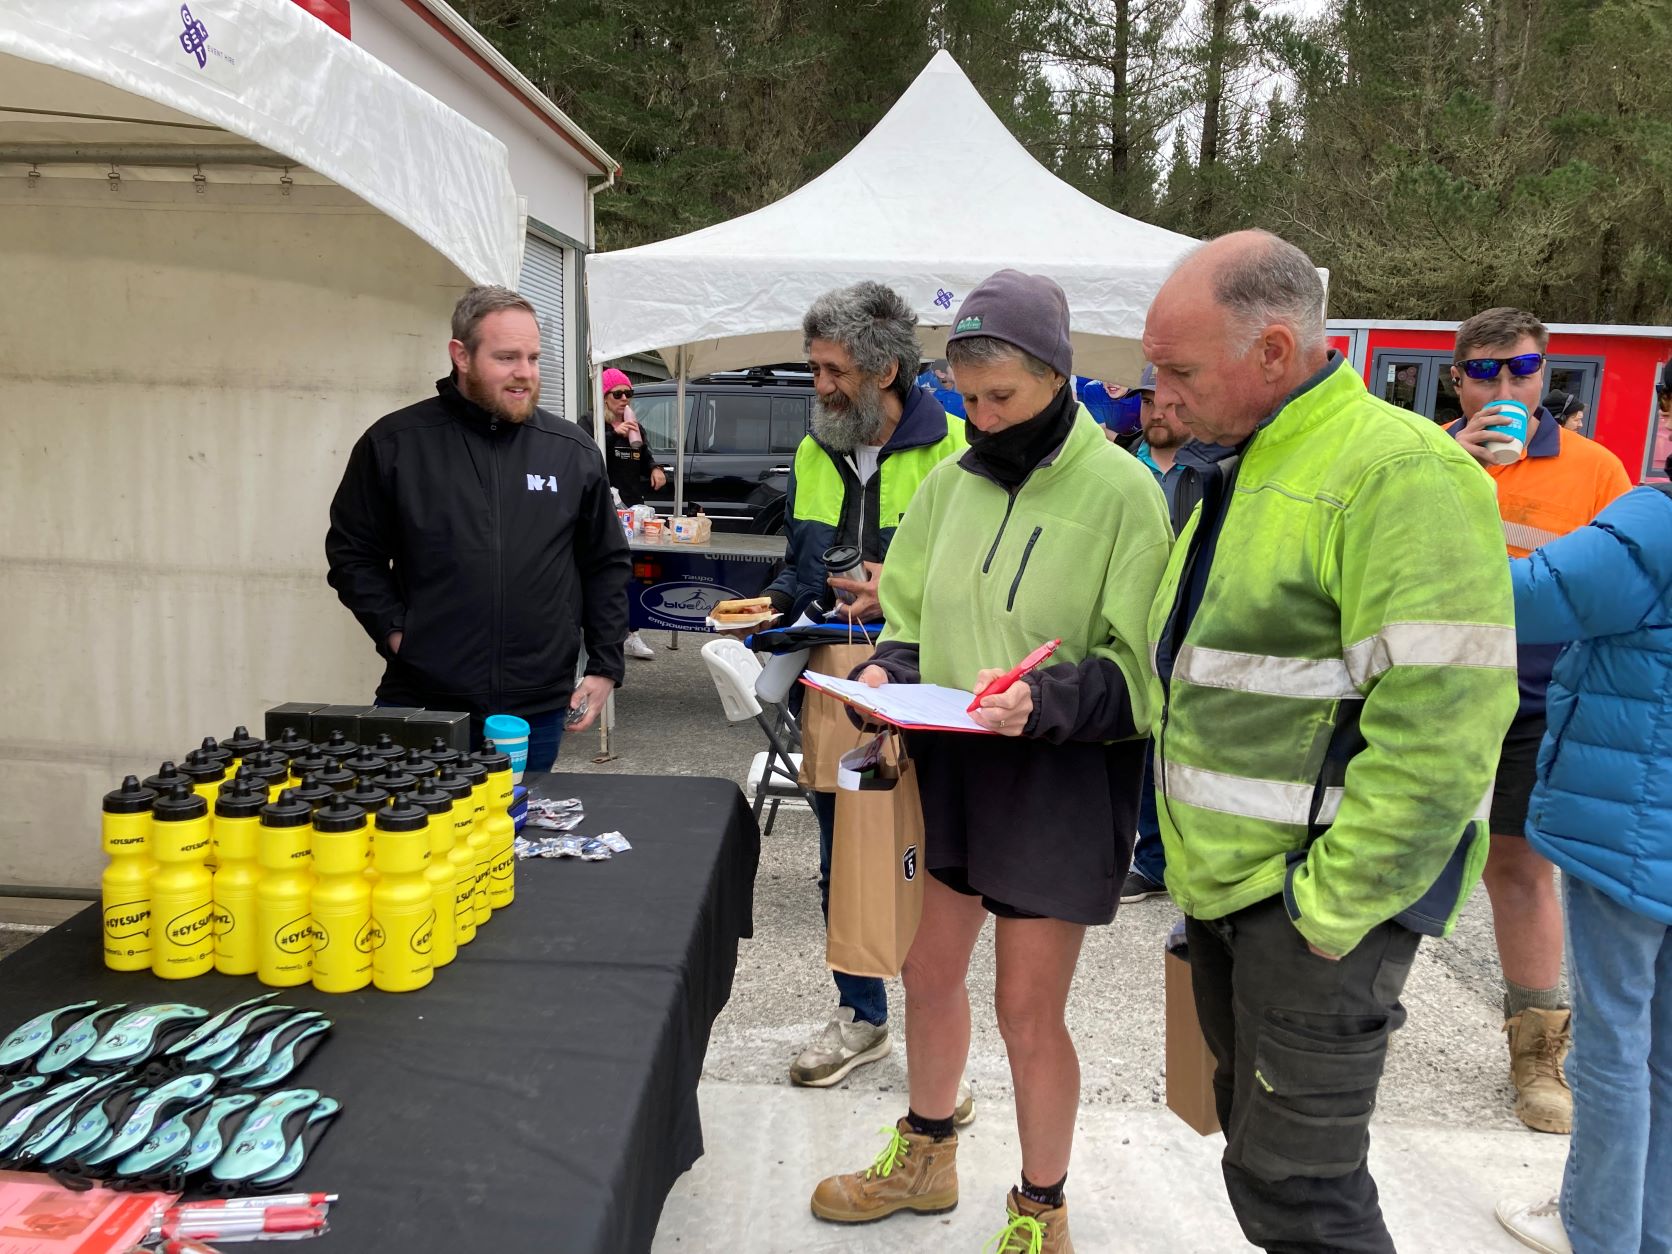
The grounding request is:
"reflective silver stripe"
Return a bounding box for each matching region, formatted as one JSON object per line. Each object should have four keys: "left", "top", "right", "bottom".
{"left": 1174, "top": 644, "right": 1358, "bottom": 700}
{"left": 1474, "top": 786, "right": 1493, "bottom": 825}
{"left": 1342, "top": 622, "right": 1519, "bottom": 686}
{"left": 1504, "top": 520, "right": 1563, "bottom": 551}
{"left": 1162, "top": 761, "right": 1344, "bottom": 828}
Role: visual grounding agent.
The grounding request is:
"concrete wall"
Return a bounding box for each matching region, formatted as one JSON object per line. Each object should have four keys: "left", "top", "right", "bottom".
{"left": 0, "top": 172, "right": 471, "bottom": 888}
{"left": 350, "top": 0, "right": 594, "bottom": 421}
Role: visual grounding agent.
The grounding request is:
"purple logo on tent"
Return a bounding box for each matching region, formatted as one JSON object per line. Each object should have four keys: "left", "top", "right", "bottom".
{"left": 934, "top": 288, "right": 954, "bottom": 310}
{"left": 179, "top": 5, "right": 210, "bottom": 68}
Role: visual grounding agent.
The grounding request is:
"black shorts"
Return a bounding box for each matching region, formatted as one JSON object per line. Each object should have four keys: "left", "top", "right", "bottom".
{"left": 1489, "top": 715, "right": 1548, "bottom": 837}
{"left": 929, "top": 866, "right": 1043, "bottom": 921}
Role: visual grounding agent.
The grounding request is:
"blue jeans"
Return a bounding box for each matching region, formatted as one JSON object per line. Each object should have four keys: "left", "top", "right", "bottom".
{"left": 522, "top": 712, "right": 564, "bottom": 774}
{"left": 812, "top": 791, "right": 889, "bottom": 1027}
{"left": 1132, "top": 742, "right": 1167, "bottom": 883}
{"left": 1560, "top": 872, "right": 1672, "bottom": 1254}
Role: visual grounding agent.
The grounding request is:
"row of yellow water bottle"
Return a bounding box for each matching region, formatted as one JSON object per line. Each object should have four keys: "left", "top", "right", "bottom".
{"left": 101, "top": 727, "right": 517, "bottom": 994}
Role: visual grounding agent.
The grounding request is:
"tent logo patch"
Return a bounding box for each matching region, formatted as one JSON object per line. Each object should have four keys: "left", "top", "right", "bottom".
{"left": 178, "top": 5, "right": 210, "bottom": 68}
{"left": 934, "top": 289, "right": 955, "bottom": 311}
{"left": 955, "top": 315, "right": 982, "bottom": 333}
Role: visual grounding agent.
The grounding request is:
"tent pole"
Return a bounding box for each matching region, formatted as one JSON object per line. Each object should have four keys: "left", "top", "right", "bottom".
{"left": 674, "top": 346, "right": 688, "bottom": 518}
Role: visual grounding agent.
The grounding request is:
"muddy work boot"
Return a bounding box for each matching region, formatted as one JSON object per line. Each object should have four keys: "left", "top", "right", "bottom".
{"left": 986, "top": 1187, "right": 1074, "bottom": 1253}
{"left": 1505, "top": 1007, "right": 1573, "bottom": 1134}
{"left": 810, "top": 1119, "right": 958, "bottom": 1224}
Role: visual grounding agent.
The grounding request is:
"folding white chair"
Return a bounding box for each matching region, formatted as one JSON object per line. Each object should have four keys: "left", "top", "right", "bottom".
{"left": 700, "top": 638, "right": 815, "bottom": 835}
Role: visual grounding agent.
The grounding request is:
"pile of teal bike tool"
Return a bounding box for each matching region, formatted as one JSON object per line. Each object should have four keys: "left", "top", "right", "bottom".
{"left": 0, "top": 992, "right": 340, "bottom": 1193}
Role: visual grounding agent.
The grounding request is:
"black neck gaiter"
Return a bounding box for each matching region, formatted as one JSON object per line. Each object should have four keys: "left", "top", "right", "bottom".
{"left": 964, "top": 381, "right": 1076, "bottom": 491}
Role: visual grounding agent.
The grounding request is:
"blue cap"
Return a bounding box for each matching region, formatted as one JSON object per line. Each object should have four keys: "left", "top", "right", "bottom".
{"left": 1137, "top": 363, "right": 1157, "bottom": 393}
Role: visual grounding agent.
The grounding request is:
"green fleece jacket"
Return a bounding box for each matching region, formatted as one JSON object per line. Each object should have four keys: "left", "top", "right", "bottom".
{"left": 878, "top": 409, "right": 1172, "bottom": 737}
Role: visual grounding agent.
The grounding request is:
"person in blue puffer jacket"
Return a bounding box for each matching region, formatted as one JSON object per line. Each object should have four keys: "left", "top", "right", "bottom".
{"left": 1495, "top": 465, "right": 1672, "bottom": 1254}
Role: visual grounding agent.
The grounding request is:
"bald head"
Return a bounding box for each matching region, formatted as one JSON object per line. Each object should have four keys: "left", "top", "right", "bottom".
{"left": 1143, "top": 230, "right": 1329, "bottom": 445}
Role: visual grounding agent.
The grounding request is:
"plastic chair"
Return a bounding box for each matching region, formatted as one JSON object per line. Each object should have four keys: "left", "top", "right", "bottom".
{"left": 701, "top": 638, "right": 815, "bottom": 834}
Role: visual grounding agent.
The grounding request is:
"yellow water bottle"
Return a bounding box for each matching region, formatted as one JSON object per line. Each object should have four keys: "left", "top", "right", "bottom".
{"left": 408, "top": 778, "right": 457, "bottom": 969}
{"left": 178, "top": 748, "right": 228, "bottom": 806}
{"left": 211, "top": 777, "right": 266, "bottom": 976}
{"left": 435, "top": 768, "right": 478, "bottom": 946}
{"left": 239, "top": 750, "right": 290, "bottom": 802}
{"left": 454, "top": 759, "right": 492, "bottom": 928}
{"left": 471, "top": 742, "right": 517, "bottom": 912}
{"left": 421, "top": 737, "right": 463, "bottom": 775}
{"left": 143, "top": 760, "right": 189, "bottom": 798}
{"left": 101, "top": 775, "right": 157, "bottom": 972}
{"left": 222, "top": 725, "right": 262, "bottom": 771}
{"left": 289, "top": 749, "right": 330, "bottom": 790}
{"left": 311, "top": 795, "right": 372, "bottom": 994}
{"left": 149, "top": 783, "right": 214, "bottom": 979}
{"left": 371, "top": 795, "right": 434, "bottom": 992}
{"left": 289, "top": 773, "right": 336, "bottom": 814}
{"left": 343, "top": 776, "right": 390, "bottom": 881}
{"left": 256, "top": 788, "right": 315, "bottom": 988}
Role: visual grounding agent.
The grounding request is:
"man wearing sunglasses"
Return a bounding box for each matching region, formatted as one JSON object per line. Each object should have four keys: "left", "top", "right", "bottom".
{"left": 1447, "top": 307, "right": 1633, "bottom": 1136}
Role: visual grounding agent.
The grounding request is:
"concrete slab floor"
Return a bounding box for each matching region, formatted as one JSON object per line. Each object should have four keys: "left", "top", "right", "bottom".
{"left": 652, "top": 1083, "right": 1567, "bottom": 1252}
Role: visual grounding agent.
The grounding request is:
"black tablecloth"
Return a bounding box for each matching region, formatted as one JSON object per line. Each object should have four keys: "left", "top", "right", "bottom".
{"left": 0, "top": 774, "right": 759, "bottom": 1254}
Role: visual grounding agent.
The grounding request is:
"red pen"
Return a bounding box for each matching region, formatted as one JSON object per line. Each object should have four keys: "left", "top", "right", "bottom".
{"left": 967, "top": 639, "right": 1063, "bottom": 713}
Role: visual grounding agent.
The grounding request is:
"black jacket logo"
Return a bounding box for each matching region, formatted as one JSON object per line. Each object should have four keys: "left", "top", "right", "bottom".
{"left": 902, "top": 844, "right": 918, "bottom": 882}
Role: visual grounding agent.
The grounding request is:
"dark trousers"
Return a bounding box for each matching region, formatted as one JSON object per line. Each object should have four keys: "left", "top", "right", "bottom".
{"left": 1186, "top": 896, "right": 1420, "bottom": 1253}
{"left": 1132, "top": 743, "right": 1167, "bottom": 883}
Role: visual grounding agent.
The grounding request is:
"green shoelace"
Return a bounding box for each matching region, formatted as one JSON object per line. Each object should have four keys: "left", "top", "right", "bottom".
{"left": 865, "top": 1125, "right": 911, "bottom": 1179}
{"left": 984, "top": 1208, "right": 1046, "bottom": 1254}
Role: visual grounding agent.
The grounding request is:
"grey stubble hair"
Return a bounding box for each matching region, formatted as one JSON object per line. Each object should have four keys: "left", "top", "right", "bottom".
{"left": 803, "top": 281, "right": 923, "bottom": 401}
{"left": 1197, "top": 231, "right": 1327, "bottom": 355}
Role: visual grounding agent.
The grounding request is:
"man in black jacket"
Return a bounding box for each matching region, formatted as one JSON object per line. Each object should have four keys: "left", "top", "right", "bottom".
{"left": 325, "top": 285, "right": 630, "bottom": 771}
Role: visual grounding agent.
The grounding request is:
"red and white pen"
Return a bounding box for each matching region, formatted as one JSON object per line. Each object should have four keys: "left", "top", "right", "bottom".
{"left": 967, "top": 639, "right": 1063, "bottom": 714}
{"left": 163, "top": 1206, "right": 328, "bottom": 1240}
{"left": 168, "top": 1194, "right": 337, "bottom": 1212}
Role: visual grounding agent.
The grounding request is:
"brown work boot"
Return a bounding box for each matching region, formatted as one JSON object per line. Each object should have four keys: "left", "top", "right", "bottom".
{"left": 1505, "top": 1007, "right": 1573, "bottom": 1134}
{"left": 987, "top": 1187, "right": 1074, "bottom": 1253}
{"left": 809, "top": 1118, "right": 958, "bottom": 1224}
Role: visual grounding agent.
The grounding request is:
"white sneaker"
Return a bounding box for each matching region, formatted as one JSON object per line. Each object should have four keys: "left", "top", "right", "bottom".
{"left": 954, "top": 1078, "right": 975, "bottom": 1127}
{"left": 625, "top": 632, "right": 656, "bottom": 660}
{"left": 1495, "top": 1197, "right": 1572, "bottom": 1254}
{"left": 789, "top": 1008, "right": 890, "bottom": 1087}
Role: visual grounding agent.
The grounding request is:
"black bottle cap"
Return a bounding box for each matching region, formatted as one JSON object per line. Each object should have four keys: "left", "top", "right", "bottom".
{"left": 400, "top": 749, "right": 438, "bottom": 779}
{"left": 376, "top": 794, "right": 429, "bottom": 833}
{"left": 369, "top": 733, "right": 406, "bottom": 762}
{"left": 103, "top": 775, "right": 157, "bottom": 815}
{"left": 289, "top": 749, "right": 330, "bottom": 780}
{"left": 194, "top": 736, "right": 234, "bottom": 766}
{"left": 409, "top": 777, "right": 452, "bottom": 815}
{"left": 215, "top": 777, "right": 268, "bottom": 819}
{"left": 341, "top": 749, "right": 384, "bottom": 778}
{"left": 238, "top": 755, "right": 289, "bottom": 786}
{"left": 178, "top": 750, "right": 227, "bottom": 785}
{"left": 143, "top": 762, "right": 185, "bottom": 794}
{"left": 470, "top": 740, "right": 510, "bottom": 773}
{"left": 318, "top": 730, "right": 359, "bottom": 762}
{"left": 434, "top": 766, "right": 473, "bottom": 803}
{"left": 313, "top": 763, "right": 357, "bottom": 794}
{"left": 270, "top": 726, "right": 312, "bottom": 757}
{"left": 312, "top": 793, "right": 368, "bottom": 833}
{"left": 422, "top": 737, "right": 462, "bottom": 768}
{"left": 344, "top": 775, "right": 390, "bottom": 811}
{"left": 260, "top": 788, "right": 313, "bottom": 828}
{"left": 374, "top": 764, "right": 418, "bottom": 797}
{"left": 453, "top": 759, "right": 487, "bottom": 788}
{"left": 223, "top": 725, "right": 262, "bottom": 758}
{"left": 153, "top": 781, "right": 208, "bottom": 821}
{"left": 289, "top": 774, "right": 336, "bottom": 810}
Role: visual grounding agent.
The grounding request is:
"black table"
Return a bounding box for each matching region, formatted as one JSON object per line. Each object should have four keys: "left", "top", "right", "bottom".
{"left": 0, "top": 774, "right": 759, "bottom": 1254}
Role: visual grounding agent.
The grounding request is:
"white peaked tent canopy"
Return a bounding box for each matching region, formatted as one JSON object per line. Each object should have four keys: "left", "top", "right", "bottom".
{"left": 587, "top": 49, "right": 1202, "bottom": 385}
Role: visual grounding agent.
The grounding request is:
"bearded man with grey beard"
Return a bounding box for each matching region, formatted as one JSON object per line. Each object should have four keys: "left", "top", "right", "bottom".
{"left": 754, "top": 280, "right": 966, "bottom": 1097}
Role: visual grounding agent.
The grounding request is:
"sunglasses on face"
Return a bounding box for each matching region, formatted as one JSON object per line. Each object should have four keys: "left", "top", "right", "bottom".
{"left": 1457, "top": 353, "right": 1545, "bottom": 382}
{"left": 607, "top": 388, "right": 634, "bottom": 400}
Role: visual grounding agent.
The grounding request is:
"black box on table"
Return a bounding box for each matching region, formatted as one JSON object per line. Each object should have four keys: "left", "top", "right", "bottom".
{"left": 309, "top": 705, "right": 376, "bottom": 743}
{"left": 358, "top": 707, "right": 424, "bottom": 746}
{"left": 403, "top": 708, "right": 471, "bottom": 753}
{"left": 265, "top": 703, "right": 326, "bottom": 744}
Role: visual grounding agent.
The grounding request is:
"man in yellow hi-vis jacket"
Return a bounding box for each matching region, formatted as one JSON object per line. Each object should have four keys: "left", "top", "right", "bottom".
{"left": 1143, "top": 231, "right": 1519, "bottom": 1253}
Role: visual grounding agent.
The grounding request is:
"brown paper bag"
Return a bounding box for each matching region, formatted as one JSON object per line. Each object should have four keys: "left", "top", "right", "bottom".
{"left": 797, "top": 639, "right": 875, "bottom": 791}
{"left": 1164, "top": 940, "right": 1222, "bottom": 1135}
{"left": 826, "top": 732, "right": 925, "bottom": 979}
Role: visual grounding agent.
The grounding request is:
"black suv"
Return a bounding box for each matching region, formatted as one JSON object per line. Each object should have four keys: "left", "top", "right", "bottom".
{"left": 628, "top": 366, "right": 813, "bottom": 534}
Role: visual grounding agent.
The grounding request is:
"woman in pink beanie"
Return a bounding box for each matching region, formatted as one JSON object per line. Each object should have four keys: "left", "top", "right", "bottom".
{"left": 599, "top": 367, "right": 665, "bottom": 659}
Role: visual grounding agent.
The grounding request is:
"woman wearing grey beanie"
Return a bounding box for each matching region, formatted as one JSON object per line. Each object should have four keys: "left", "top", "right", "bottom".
{"left": 810, "top": 270, "right": 1173, "bottom": 1252}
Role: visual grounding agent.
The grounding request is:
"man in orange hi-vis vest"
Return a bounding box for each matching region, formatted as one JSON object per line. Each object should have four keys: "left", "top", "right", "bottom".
{"left": 1449, "top": 306, "right": 1632, "bottom": 1136}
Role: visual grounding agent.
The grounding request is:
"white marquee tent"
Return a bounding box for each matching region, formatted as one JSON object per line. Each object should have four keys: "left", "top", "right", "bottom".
{"left": 587, "top": 49, "right": 1202, "bottom": 388}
